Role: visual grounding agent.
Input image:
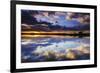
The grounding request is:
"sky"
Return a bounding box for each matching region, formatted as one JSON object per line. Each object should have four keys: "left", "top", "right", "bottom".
{"left": 21, "top": 10, "right": 90, "bottom": 28}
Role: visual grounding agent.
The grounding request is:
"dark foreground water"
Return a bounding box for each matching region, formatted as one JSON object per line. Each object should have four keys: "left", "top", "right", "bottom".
{"left": 21, "top": 35, "right": 90, "bottom": 63}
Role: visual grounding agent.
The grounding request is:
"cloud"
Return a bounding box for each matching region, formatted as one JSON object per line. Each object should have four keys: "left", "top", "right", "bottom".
{"left": 21, "top": 24, "right": 32, "bottom": 29}
{"left": 65, "top": 12, "right": 75, "bottom": 20}
{"left": 55, "top": 12, "right": 66, "bottom": 15}
{"left": 33, "top": 12, "right": 59, "bottom": 25}
{"left": 77, "top": 15, "right": 90, "bottom": 24}
{"left": 42, "top": 12, "right": 49, "bottom": 17}
{"left": 33, "top": 11, "right": 90, "bottom": 26}
{"left": 65, "top": 12, "right": 90, "bottom": 25}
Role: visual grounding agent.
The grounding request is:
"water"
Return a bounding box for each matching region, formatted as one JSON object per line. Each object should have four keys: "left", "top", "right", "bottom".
{"left": 21, "top": 35, "right": 90, "bottom": 63}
